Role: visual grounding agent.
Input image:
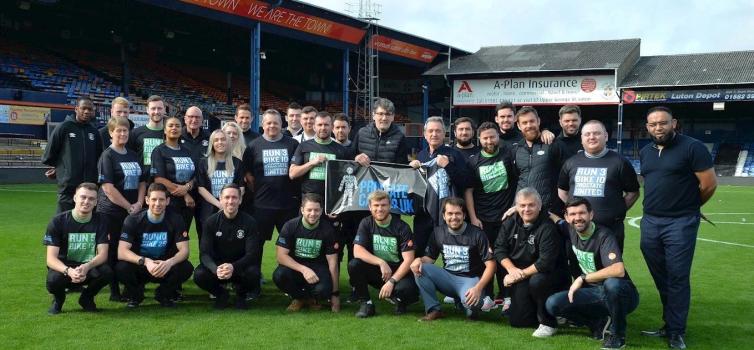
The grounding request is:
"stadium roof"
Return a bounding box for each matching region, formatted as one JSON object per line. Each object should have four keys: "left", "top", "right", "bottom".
{"left": 423, "top": 38, "right": 641, "bottom": 76}
{"left": 620, "top": 51, "right": 754, "bottom": 88}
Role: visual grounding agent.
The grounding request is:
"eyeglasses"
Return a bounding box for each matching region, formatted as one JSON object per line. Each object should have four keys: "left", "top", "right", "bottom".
{"left": 646, "top": 120, "right": 671, "bottom": 128}
{"left": 374, "top": 112, "right": 394, "bottom": 117}
{"left": 185, "top": 115, "right": 202, "bottom": 119}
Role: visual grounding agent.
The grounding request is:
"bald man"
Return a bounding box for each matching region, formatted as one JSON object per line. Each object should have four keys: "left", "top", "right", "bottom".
{"left": 181, "top": 106, "right": 210, "bottom": 165}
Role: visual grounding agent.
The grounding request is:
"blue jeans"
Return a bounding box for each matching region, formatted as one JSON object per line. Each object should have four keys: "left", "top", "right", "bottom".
{"left": 415, "top": 263, "right": 484, "bottom": 315}
{"left": 546, "top": 278, "right": 639, "bottom": 337}
{"left": 640, "top": 213, "right": 699, "bottom": 336}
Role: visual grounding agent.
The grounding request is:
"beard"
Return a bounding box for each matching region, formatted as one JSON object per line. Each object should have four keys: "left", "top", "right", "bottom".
{"left": 456, "top": 138, "right": 472, "bottom": 147}
{"left": 651, "top": 130, "right": 675, "bottom": 146}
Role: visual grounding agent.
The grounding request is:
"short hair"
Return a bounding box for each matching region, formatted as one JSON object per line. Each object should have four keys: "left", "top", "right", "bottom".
{"left": 220, "top": 183, "right": 242, "bottom": 196}
{"left": 582, "top": 119, "right": 607, "bottom": 133}
{"left": 477, "top": 121, "right": 498, "bottom": 136}
{"left": 147, "top": 183, "right": 168, "bottom": 197}
{"left": 76, "top": 97, "right": 93, "bottom": 106}
{"left": 558, "top": 105, "right": 581, "bottom": 118}
{"left": 146, "top": 95, "right": 163, "bottom": 104}
{"left": 373, "top": 97, "right": 395, "bottom": 115}
{"left": 454, "top": 117, "right": 476, "bottom": 131}
{"left": 76, "top": 182, "right": 98, "bottom": 193}
{"left": 288, "top": 102, "right": 302, "bottom": 110}
{"left": 495, "top": 101, "right": 516, "bottom": 114}
{"left": 647, "top": 106, "right": 673, "bottom": 118}
{"left": 262, "top": 109, "right": 281, "bottom": 121}
{"left": 315, "top": 111, "right": 331, "bottom": 120}
{"left": 333, "top": 113, "right": 350, "bottom": 125}
{"left": 515, "top": 187, "right": 542, "bottom": 207}
{"left": 301, "top": 193, "right": 322, "bottom": 207}
{"left": 111, "top": 97, "right": 129, "bottom": 107}
{"left": 302, "top": 106, "right": 318, "bottom": 115}
{"left": 107, "top": 116, "right": 130, "bottom": 132}
{"left": 565, "top": 196, "right": 593, "bottom": 212}
{"left": 425, "top": 116, "right": 445, "bottom": 131}
{"left": 442, "top": 197, "right": 466, "bottom": 214}
{"left": 368, "top": 190, "right": 390, "bottom": 204}
{"left": 236, "top": 103, "right": 251, "bottom": 115}
{"left": 515, "top": 106, "right": 539, "bottom": 120}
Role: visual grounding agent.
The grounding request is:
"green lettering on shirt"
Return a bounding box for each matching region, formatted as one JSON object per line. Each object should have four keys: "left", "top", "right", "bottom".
{"left": 142, "top": 138, "right": 162, "bottom": 165}
{"left": 295, "top": 238, "right": 323, "bottom": 259}
{"left": 67, "top": 232, "right": 96, "bottom": 263}
{"left": 479, "top": 161, "right": 508, "bottom": 193}
{"left": 572, "top": 246, "right": 597, "bottom": 274}
{"left": 373, "top": 234, "right": 399, "bottom": 263}
{"left": 308, "top": 152, "right": 336, "bottom": 180}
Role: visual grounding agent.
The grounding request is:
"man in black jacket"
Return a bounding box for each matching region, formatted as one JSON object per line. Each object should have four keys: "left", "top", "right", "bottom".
{"left": 194, "top": 184, "right": 260, "bottom": 309}
{"left": 353, "top": 97, "right": 410, "bottom": 166}
{"left": 555, "top": 105, "right": 583, "bottom": 159}
{"left": 43, "top": 97, "right": 103, "bottom": 213}
{"left": 494, "top": 188, "right": 568, "bottom": 337}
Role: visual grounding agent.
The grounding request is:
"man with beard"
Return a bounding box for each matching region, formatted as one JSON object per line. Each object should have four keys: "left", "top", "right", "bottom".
{"left": 235, "top": 103, "right": 260, "bottom": 144}
{"left": 293, "top": 106, "right": 317, "bottom": 143}
{"left": 555, "top": 105, "right": 583, "bottom": 159}
{"left": 495, "top": 101, "right": 554, "bottom": 148}
{"left": 638, "top": 106, "right": 716, "bottom": 349}
{"left": 465, "top": 121, "right": 517, "bottom": 301}
{"left": 512, "top": 107, "right": 567, "bottom": 212}
{"left": 332, "top": 113, "right": 356, "bottom": 160}
{"left": 290, "top": 111, "right": 347, "bottom": 198}
{"left": 283, "top": 102, "right": 303, "bottom": 138}
{"left": 558, "top": 120, "right": 639, "bottom": 251}
{"left": 128, "top": 95, "right": 166, "bottom": 180}
{"left": 452, "top": 117, "right": 479, "bottom": 160}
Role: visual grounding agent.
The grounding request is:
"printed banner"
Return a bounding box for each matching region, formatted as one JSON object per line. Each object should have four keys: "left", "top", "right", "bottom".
{"left": 325, "top": 160, "right": 427, "bottom": 215}
{"left": 0, "top": 104, "right": 50, "bottom": 125}
{"left": 452, "top": 75, "right": 619, "bottom": 106}
{"left": 369, "top": 35, "right": 438, "bottom": 63}
{"left": 622, "top": 88, "right": 754, "bottom": 104}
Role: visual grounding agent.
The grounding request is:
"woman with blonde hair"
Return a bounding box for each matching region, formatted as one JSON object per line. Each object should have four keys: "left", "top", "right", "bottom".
{"left": 222, "top": 121, "right": 246, "bottom": 160}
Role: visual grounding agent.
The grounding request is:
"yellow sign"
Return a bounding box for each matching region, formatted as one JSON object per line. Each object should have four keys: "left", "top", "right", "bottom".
{"left": 0, "top": 105, "right": 50, "bottom": 125}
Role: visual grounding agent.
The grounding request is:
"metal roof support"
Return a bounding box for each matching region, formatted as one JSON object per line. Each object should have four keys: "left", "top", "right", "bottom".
{"left": 250, "top": 22, "right": 261, "bottom": 132}
{"left": 342, "top": 49, "right": 350, "bottom": 117}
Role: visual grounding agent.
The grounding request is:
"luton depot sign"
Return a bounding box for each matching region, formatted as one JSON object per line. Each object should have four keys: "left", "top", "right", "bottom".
{"left": 452, "top": 75, "right": 619, "bottom": 106}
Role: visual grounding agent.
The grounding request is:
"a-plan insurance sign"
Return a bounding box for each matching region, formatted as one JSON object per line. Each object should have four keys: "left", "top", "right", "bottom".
{"left": 453, "top": 75, "right": 619, "bottom": 106}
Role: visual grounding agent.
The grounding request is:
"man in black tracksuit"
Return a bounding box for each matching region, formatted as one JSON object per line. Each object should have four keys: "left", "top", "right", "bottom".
{"left": 194, "top": 184, "right": 261, "bottom": 309}
{"left": 494, "top": 188, "right": 568, "bottom": 337}
{"left": 555, "top": 105, "right": 584, "bottom": 160}
{"left": 42, "top": 97, "right": 103, "bottom": 213}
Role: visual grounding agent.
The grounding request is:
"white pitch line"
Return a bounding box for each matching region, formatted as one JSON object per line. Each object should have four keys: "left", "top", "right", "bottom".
{"left": 627, "top": 216, "right": 754, "bottom": 248}
{"left": 0, "top": 188, "right": 57, "bottom": 193}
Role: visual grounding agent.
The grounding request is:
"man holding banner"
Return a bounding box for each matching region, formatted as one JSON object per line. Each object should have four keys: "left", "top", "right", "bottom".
{"left": 353, "top": 98, "right": 409, "bottom": 166}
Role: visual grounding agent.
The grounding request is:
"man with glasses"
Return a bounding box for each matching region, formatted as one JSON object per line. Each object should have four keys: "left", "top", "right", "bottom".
{"left": 353, "top": 98, "right": 410, "bottom": 166}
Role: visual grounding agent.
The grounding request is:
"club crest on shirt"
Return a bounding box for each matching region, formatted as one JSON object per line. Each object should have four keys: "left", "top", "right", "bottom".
{"left": 527, "top": 234, "right": 535, "bottom": 245}
{"left": 536, "top": 150, "right": 545, "bottom": 156}
{"left": 88, "top": 133, "right": 95, "bottom": 141}
{"left": 182, "top": 231, "right": 188, "bottom": 238}
{"left": 68, "top": 132, "right": 76, "bottom": 138}
{"left": 236, "top": 230, "right": 245, "bottom": 239}
{"left": 608, "top": 252, "right": 617, "bottom": 260}
{"left": 202, "top": 140, "right": 209, "bottom": 147}
{"left": 216, "top": 231, "right": 222, "bottom": 237}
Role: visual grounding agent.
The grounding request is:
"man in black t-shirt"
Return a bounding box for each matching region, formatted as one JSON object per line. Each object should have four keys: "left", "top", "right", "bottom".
{"left": 194, "top": 184, "right": 261, "bottom": 310}
{"left": 558, "top": 120, "right": 639, "bottom": 251}
{"left": 349, "top": 190, "right": 419, "bottom": 318}
{"left": 116, "top": 183, "right": 193, "bottom": 308}
{"left": 98, "top": 97, "right": 133, "bottom": 149}
{"left": 127, "top": 95, "right": 166, "bottom": 180}
{"left": 43, "top": 183, "right": 112, "bottom": 314}
{"left": 273, "top": 194, "right": 340, "bottom": 312}
{"left": 452, "top": 117, "right": 480, "bottom": 160}
{"left": 290, "top": 111, "right": 347, "bottom": 198}
{"left": 638, "top": 107, "right": 717, "bottom": 349}
{"left": 555, "top": 105, "right": 583, "bottom": 159}
{"left": 411, "top": 197, "right": 496, "bottom": 321}
{"left": 546, "top": 198, "right": 639, "bottom": 350}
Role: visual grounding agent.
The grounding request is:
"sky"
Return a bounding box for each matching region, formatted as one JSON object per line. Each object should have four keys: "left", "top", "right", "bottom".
{"left": 301, "top": 0, "right": 754, "bottom": 56}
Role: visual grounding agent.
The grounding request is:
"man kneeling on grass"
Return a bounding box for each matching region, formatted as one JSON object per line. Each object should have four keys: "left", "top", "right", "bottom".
{"left": 116, "top": 183, "right": 193, "bottom": 308}
{"left": 411, "top": 197, "right": 496, "bottom": 321}
{"left": 349, "top": 190, "right": 419, "bottom": 318}
{"left": 44, "top": 182, "right": 112, "bottom": 314}
{"left": 273, "top": 193, "right": 340, "bottom": 312}
{"left": 545, "top": 197, "right": 639, "bottom": 349}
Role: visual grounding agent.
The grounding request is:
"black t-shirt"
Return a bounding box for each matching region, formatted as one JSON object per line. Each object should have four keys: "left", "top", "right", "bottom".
{"left": 469, "top": 146, "right": 517, "bottom": 222}
{"left": 98, "top": 119, "right": 135, "bottom": 150}
{"left": 353, "top": 216, "right": 414, "bottom": 266}
{"left": 243, "top": 129, "right": 260, "bottom": 146}
{"left": 498, "top": 128, "right": 523, "bottom": 148}
{"left": 276, "top": 216, "right": 337, "bottom": 266}
{"left": 127, "top": 125, "right": 164, "bottom": 174}
{"left": 196, "top": 157, "right": 243, "bottom": 199}
{"left": 292, "top": 139, "right": 347, "bottom": 196}
{"left": 640, "top": 133, "right": 714, "bottom": 217}
{"left": 120, "top": 210, "right": 189, "bottom": 260}
{"left": 97, "top": 147, "right": 146, "bottom": 215}
{"left": 43, "top": 211, "right": 108, "bottom": 265}
{"left": 558, "top": 150, "right": 639, "bottom": 224}
{"left": 180, "top": 129, "right": 210, "bottom": 165}
{"left": 568, "top": 224, "right": 630, "bottom": 283}
{"left": 243, "top": 136, "right": 300, "bottom": 210}
{"left": 200, "top": 211, "right": 260, "bottom": 272}
{"left": 425, "top": 223, "right": 493, "bottom": 278}
{"left": 151, "top": 144, "right": 196, "bottom": 207}
{"left": 453, "top": 144, "right": 480, "bottom": 160}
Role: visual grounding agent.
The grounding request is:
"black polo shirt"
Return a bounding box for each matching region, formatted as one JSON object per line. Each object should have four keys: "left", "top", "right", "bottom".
{"left": 639, "top": 133, "right": 713, "bottom": 217}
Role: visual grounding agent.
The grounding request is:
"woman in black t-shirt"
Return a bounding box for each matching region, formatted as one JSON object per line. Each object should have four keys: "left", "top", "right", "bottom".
{"left": 151, "top": 116, "right": 196, "bottom": 231}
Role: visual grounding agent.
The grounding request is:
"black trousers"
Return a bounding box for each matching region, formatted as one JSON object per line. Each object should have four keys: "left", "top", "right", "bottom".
{"left": 601, "top": 219, "right": 626, "bottom": 253}
{"left": 193, "top": 264, "right": 261, "bottom": 296}
{"left": 56, "top": 192, "right": 75, "bottom": 214}
{"left": 115, "top": 260, "right": 193, "bottom": 302}
{"left": 168, "top": 205, "right": 194, "bottom": 237}
{"left": 46, "top": 264, "right": 113, "bottom": 298}
{"left": 481, "top": 220, "right": 506, "bottom": 298}
{"left": 507, "top": 270, "right": 569, "bottom": 328}
{"left": 347, "top": 258, "right": 419, "bottom": 304}
{"left": 197, "top": 201, "right": 221, "bottom": 244}
{"left": 413, "top": 214, "right": 435, "bottom": 258}
{"left": 253, "top": 207, "right": 297, "bottom": 267}
{"left": 273, "top": 264, "right": 332, "bottom": 300}
{"left": 334, "top": 212, "right": 359, "bottom": 264}
{"left": 100, "top": 210, "right": 128, "bottom": 295}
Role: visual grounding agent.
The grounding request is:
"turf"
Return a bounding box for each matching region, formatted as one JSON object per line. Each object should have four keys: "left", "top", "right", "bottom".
{"left": 1, "top": 183, "right": 753, "bottom": 349}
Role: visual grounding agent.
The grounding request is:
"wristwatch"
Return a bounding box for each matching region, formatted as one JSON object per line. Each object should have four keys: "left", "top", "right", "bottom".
{"left": 63, "top": 266, "right": 70, "bottom": 276}
{"left": 138, "top": 256, "right": 145, "bottom": 266}
{"left": 580, "top": 273, "right": 588, "bottom": 283}
{"left": 388, "top": 278, "right": 397, "bottom": 285}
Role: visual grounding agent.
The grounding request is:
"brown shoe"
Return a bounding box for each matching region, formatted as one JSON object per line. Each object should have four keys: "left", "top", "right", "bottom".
{"left": 419, "top": 310, "right": 444, "bottom": 322}
{"left": 286, "top": 299, "right": 306, "bottom": 312}
{"left": 307, "top": 298, "right": 322, "bottom": 311}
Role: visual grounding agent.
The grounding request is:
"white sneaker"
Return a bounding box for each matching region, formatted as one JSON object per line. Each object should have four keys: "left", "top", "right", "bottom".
{"left": 481, "top": 296, "right": 498, "bottom": 312}
{"left": 532, "top": 324, "right": 558, "bottom": 338}
{"left": 443, "top": 296, "right": 455, "bottom": 304}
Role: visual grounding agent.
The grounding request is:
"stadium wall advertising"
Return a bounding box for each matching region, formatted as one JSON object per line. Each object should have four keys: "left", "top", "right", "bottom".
{"left": 0, "top": 104, "right": 50, "bottom": 125}
{"left": 452, "top": 75, "right": 619, "bottom": 106}
{"left": 369, "top": 35, "right": 439, "bottom": 63}
{"left": 622, "top": 88, "right": 754, "bottom": 104}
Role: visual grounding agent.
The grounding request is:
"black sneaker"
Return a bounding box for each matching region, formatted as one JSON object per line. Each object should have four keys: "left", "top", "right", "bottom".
{"left": 126, "top": 299, "right": 141, "bottom": 308}
{"left": 78, "top": 294, "right": 98, "bottom": 312}
{"left": 668, "top": 334, "right": 687, "bottom": 349}
{"left": 48, "top": 295, "right": 65, "bottom": 315}
{"left": 156, "top": 296, "right": 176, "bottom": 308}
{"left": 641, "top": 326, "right": 668, "bottom": 338}
{"left": 355, "top": 301, "right": 376, "bottom": 318}
{"left": 347, "top": 288, "right": 359, "bottom": 304}
{"left": 601, "top": 334, "right": 626, "bottom": 350}
{"left": 394, "top": 302, "right": 408, "bottom": 315}
{"left": 245, "top": 290, "right": 261, "bottom": 302}
{"left": 235, "top": 297, "right": 249, "bottom": 310}
{"left": 591, "top": 316, "right": 612, "bottom": 340}
{"left": 213, "top": 290, "right": 230, "bottom": 310}
{"left": 171, "top": 291, "right": 184, "bottom": 302}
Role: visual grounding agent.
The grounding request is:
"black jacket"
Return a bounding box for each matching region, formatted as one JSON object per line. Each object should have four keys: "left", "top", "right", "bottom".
{"left": 513, "top": 138, "right": 565, "bottom": 211}
{"left": 494, "top": 212, "right": 564, "bottom": 273}
{"left": 42, "top": 115, "right": 103, "bottom": 194}
{"left": 353, "top": 123, "right": 409, "bottom": 164}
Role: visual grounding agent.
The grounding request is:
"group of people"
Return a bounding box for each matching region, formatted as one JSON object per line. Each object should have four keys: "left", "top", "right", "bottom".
{"left": 41, "top": 95, "right": 716, "bottom": 349}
